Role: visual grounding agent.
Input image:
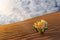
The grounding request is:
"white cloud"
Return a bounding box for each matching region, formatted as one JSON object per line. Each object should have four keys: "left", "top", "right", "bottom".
{"left": 0, "top": 0, "right": 60, "bottom": 25}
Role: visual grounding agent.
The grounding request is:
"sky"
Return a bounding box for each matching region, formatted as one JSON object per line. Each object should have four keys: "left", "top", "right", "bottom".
{"left": 0, "top": 0, "right": 60, "bottom": 25}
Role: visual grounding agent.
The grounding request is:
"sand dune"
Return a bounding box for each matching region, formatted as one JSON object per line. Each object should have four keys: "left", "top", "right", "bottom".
{"left": 0, "top": 12, "right": 60, "bottom": 40}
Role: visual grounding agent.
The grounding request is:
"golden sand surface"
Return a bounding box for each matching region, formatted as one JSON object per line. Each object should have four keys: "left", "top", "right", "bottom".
{"left": 0, "top": 12, "right": 60, "bottom": 40}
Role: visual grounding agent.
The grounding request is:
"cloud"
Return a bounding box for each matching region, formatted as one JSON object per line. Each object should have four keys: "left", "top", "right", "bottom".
{"left": 0, "top": 0, "right": 60, "bottom": 25}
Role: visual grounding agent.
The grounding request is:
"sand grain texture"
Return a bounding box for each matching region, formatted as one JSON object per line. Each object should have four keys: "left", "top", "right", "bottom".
{"left": 0, "top": 12, "right": 60, "bottom": 40}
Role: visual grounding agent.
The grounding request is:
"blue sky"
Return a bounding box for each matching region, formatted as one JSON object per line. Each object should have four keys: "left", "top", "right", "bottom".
{"left": 0, "top": 0, "right": 60, "bottom": 25}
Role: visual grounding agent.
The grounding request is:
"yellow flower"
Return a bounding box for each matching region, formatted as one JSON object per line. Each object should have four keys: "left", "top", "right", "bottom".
{"left": 33, "top": 23, "right": 38, "bottom": 28}
{"left": 33, "top": 21, "right": 43, "bottom": 28}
